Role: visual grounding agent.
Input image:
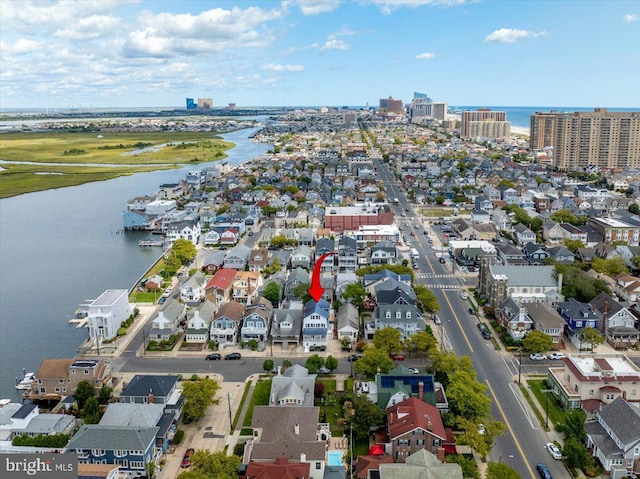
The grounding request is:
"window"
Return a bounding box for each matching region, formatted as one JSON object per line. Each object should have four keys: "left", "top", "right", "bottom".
{"left": 406, "top": 311, "right": 411, "bottom": 319}
{"left": 589, "top": 389, "right": 594, "bottom": 396}
{"left": 84, "top": 369, "right": 90, "bottom": 375}
{"left": 315, "top": 463, "right": 321, "bottom": 470}
{"left": 129, "top": 461, "right": 144, "bottom": 469}
{"left": 417, "top": 439, "right": 425, "bottom": 446}
{"left": 397, "top": 439, "right": 409, "bottom": 446}
{"left": 59, "top": 379, "right": 64, "bottom": 384}
{"left": 92, "top": 449, "right": 105, "bottom": 456}
{"left": 396, "top": 311, "right": 401, "bottom": 319}
{"left": 114, "top": 450, "right": 126, "bottom": 458}
{"left": 115, "top": 459, "right": 128, "bottom": 467}
{"left": 386, "top": 312, "right": 391, "bottom": 319}
{"left": 55, "top": 387, "right": 60, "bottom": 393}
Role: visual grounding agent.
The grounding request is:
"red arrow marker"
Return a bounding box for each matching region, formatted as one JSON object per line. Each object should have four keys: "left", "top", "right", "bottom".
{"left": 308, "top": 252, "right": 336, "bottom": 302}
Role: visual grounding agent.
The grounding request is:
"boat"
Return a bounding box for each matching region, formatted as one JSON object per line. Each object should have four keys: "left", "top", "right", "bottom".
{"left": 15, "top": 372, "right": 36, "bottom": 390}
{"left": 139, "top": 240, "right": 163, "bottom": 247}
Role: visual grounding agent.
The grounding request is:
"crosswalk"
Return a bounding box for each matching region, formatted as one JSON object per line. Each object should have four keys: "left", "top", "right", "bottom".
{"left": 427, "top": 284, "right": 460, "bottom": 290}
{"left": 417, "top": 273, "right": 456, "bottom": 279}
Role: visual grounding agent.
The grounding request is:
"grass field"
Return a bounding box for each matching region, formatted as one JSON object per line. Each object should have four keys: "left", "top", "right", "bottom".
{"left": 0, "top": 131, "right": 235, "bottom": 198}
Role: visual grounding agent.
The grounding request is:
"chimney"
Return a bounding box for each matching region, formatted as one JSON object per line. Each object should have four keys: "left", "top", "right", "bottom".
{"left": 300, "top": 452, "right": 306, "bottom": 463}
{"left": 418, "top": 381, "right": 424, "bottom": 401}
{"left": 557, "top": 273, "right": 563, "bottom": 293}
{"left": 437, "top": 447, "right": 446, "bottom": 463}
{"left": 294, "top": 423, "right": 300, "bottom": 435}
{"left": 148, "top": 388, "right": 154, "bottom": 404}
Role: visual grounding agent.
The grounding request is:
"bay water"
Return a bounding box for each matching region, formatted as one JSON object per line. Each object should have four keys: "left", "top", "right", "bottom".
{"left": 0, "top": 127, "right": 270, "bottom": 400}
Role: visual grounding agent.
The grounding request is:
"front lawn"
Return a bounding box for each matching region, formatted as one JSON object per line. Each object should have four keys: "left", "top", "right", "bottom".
{"left": 242, "top": 380, "right": 272, "bottom": 427}
{"left": 527, "top": 379, "right": 566, "bottom": 428}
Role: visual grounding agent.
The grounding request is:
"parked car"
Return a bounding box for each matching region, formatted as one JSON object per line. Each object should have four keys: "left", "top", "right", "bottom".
{"left": 407, "top": 367, "right": 420, "bottom": 374}
{"left": 468, "top": 308, "right": 474, "bottom": 314}
{"left": 477, "top": 322, "right": 486, "bottom": 331}
{"left": 347, "top": 354, "right": 361, "bottom": 362}
{"left": 224, "top": 352, "right": 242, "bottom": 360}
{"left": 423, "top": 231, "right": 428, "bottom": 235}
{"left": 157, "top": 297, "right": 166, "bottom": 305}
{"left": 434, "top": 315, "right": 442, "bottom": 325}
{"left": 482, "top": 329, "right": 491, "bottom": 340}
{"left": 460, "top": 291, "right": 468, "bottom": 300}
{"left": 205, "top": 353, "right": 221, "bottom": 360}
{"left": 536, "top": 463, "right": 553, "bottom": 479}
{"left": 477, "top": 423, "right": 486, "bottom": 435}
{"left": 549, "top": 352, "right": 566, "bottom": 360}
{"left": 181, "top": 448, "right": 195, "bottom": 468}
{"left": 390, "top": 353, "right": 405, "bottom": 361}
{"left": 529, "top": 353, "right": 547, "bottom": 361}
{"left": 318, "top": 367, "right": 331, "bottom": 374}
{"left": 248, "top": 231, "right": 253, "bottom": 236}
{"left": 546, "top": 443, "right": 562, "bottom": 460}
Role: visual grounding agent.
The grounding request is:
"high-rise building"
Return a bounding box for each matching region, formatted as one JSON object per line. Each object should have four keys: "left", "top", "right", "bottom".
{"left": 461, "top": 109, "right": 507, "bottom": 138}
{"left": 530, "top": 108, "right": 640, "bottom": 170}
{"left": 186, "top": 98, "right": 196, "bottom": 110}
{"left": 466, "top": 120, "right": 511, "bottom": 139}
{"left": 379, "top": 96, "right": 403, "bottom": 116}
{"left": 432, "top": 102, "right": 447, "bottom": 121}
{"left": 413, "top": 92, "right": 432, "bottom": 101}
{"left": 197, "top": 98, "right": 213, "bottom": 110}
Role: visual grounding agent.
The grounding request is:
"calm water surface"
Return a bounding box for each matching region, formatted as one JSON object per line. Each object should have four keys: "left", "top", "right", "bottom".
{"left": 0, "top": 127, "right": 270, "bottom": 399}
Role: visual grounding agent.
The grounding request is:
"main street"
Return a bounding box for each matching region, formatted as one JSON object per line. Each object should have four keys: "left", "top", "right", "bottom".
{"left": 373, "top": 154, "right": 567, "bottom": 479}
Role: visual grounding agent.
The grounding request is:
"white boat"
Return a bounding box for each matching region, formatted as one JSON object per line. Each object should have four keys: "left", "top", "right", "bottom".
{"left": 15, "top": 372, "right": 36, "bottom": 390}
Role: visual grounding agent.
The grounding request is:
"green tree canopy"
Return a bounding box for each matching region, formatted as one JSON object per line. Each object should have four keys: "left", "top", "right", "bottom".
{"left": 342, "top": 283, "right": 367, "bottom": 309}
{"left": 74, "top": 380, "right": 95, "bottom": 408}
{"left": 325, "top": 355, "right": 338, "bottom": 372}
{"left": 182, "top": 378, "right": 221, "bottom": 423}
{"left": 592, "top": 257, "right": 629, "bottom": 277}
{"left": 355, "top": 264, "right": 413, "bottom": 279}
{"left": 304, "top": 354, "right": 325, "bottom": 373}
{"left": 354, "top": 346, "right": 394, "bottom": 379}
{"left": 563, "top": 239, "right": 584, "bottom": 251}
{"left": 81, "top": 397, "right": 100, "bottom": 424}
{"left": 550, "top": 209, "right": 583, "bottom": 225}
{"left": 97, "top": 385, "right": 113, "bottom": 405}
{"left": 579, "top": 326, "right": 604, "bottom": 352}
{"left": 262, "top": 281, "right": 281, "bottom": 305}
{"left": 404, "top": 330, "right": 437, "bottom": 354}
{"left": 485, "top": 461, "right": 521, "bottom": 479}
{"left": 446, "top": 370, "right": 492, "bottom": 422}
{"left": 522, "top": 330, "right": 553, "bottom": 353}
{"left": 177, "top": 450, "right": 241, "bottom": 479}
{"left": 445, "top": 455, "right": 479, "bottom": 479}
{"left": 170, "top": 239, "right": 197, "bottom": 264}
{"left": 262, "top": 359, "right": 274, "bottom": 374}
{"left": 349, "top": 395, "right": 386, "bottom": 441}
{"left": 293, "top": 282, "right": 312, "bottom": 303}
{"left": 629, "top": 203, "right": 639, "bottom": 215}
{"left": 555, "top": 264, "right": 610, "bottom": 302}
{"left": 414, "top": 285, "right": 440, "bottom": 314}
{"left": 373, "top": 327, "right": 402, "bottom": 355}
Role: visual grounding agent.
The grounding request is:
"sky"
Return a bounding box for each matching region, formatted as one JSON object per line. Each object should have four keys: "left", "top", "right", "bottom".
{"left": 1, "top": 0, "right": 639, "bottom": 110}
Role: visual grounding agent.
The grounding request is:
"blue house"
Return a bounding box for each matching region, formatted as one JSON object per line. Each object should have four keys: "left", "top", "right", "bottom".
{"left": 558, "top": 298, "right": 603, "bottom": 349}
{"left": 66, "top": 424, "right": 159, "bottom": 478}
{"left": 122, "top": 209, "right": 148, "bottom": 230}
{"left": 302, "top": 299, "right": 331, "bottom": 351}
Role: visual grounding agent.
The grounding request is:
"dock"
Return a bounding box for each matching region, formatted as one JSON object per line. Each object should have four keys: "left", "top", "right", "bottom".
{"left": 68, "top": 318, "right": 88, "bottom": 328}
{"left": 139, "top": 240, "right": 163, "bottom": 247}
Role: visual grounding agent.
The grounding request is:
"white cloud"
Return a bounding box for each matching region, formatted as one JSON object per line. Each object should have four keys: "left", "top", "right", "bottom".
{"left": 55, "top": 15, "right": 120, "bottom": 40}
{"left": 283, "top": 0, "right": 342, "bottom": 15}
{"left": 623, "top": 14, "right": 639, "bottom": 23}
{"left": 0, "top": 38, "right": 43, "bottom": 56}
{"left": 366, "top": 0, "right": 467, "bottom": 14}
{"left": 415, "top": 52, "right": 436, "bottom": 60}
{"left": 261, "top": 63, "right": 305, "bottom": 72}
{"left": 484, "top": 28, "right": 547, "bottom": 43}
{"left": 319, "top": 35, "right": 351, "bottom": 51}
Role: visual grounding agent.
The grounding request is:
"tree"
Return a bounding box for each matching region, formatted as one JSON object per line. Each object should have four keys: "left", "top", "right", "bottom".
{"left": 262, "top": 282, "right": 281, "bottom": 305}
{"left": 550, "top": 209, "right": 579, "bottom": 225}
{"left": 164, "top": 253, "right": 182, "bottom": 276}
{"left": 262, "top": 359, "right": 274, "bottom": 374}
{"left": 325, "top": 355, "right": 338, "bottom": 372}
{"left": 281, "top": 359, "right": 292, "bottom": 371}
{"left": 555, "top": 264, "right": 610, "bottom": 302}
{"left": 445, "top": 455, "right": 479, "bottom": 479}
{"left": 592, "top": 257, "right": 629, "bottom": 277}
{"left": 372, "top": 327, "right": 402, "bottom": 355}
{"left": 182, "top": 378, "right": 221, "bottom": 423}
{"left": 81, "top": 397, "right": 100, "bottom": 424}
{"left": 74, "top": 380, "right": 95, "bottom": 408}
{"left": 293, "top": 282, "right": 312, "bottom": 303}
{"left": 350, "top": 395, "right": 386, "bottom": 441}
{"left": 579, "top": 326, "right": 604, "bottom": 352}
{"left": 563, "top": 239, "right": 584, "bottom": 252}
{"left": 404, "top": 330, "right": 436, "bottom": 354}
{"left": 632, "top": 256, "right": 640, "bottom": 269}
{"left": 177, "top": 450, "right": 241, "bottom": 479}
{"left": 262, "top": 258, "right": 282, "bottom": 277}
{"left": 486, "top": 462, "right": 520, "bottom": 479}
{"left": 97, "top": 385, "right": 113, "bottom": 405}
{"left": 304, "top": 354, "right": 325, "bottom": 373}
{"left": 414, "top": 285, "right": 440, "bottom": 314}
{"left": 342, "top": 283, "right": 367, "bottom": 309}
{"left": 446, "top": 370, "right": 492, "bottom": 422}
{"left": 355, "top": 264, "right": 413, "bottom": 278}
{"left": 354, "top": 346, "right": 394, "bottom": 379}
{"left": 170, "top": 239, "right": 197, "bottom": 264}
{"left": 557, "top": 409, "right": 587, "bottom": 441}
{"left": 522, "top": 330, "right": 553, "bottom": 353}
{"left": 629, "top": 203, "right": 639, "bottom": 215}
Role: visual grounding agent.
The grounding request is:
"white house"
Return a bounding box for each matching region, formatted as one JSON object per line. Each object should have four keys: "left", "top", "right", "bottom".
{"left": 302, "top": 299, "right": 331, "bottom": 351}
{"left": 179, "top": 271, "right": 207, "bottom": 303}
{"left": 150, "top": 301, "right": 186, "bottom": 341}
{"left": 165, "top": 220, "right": 201, "bottom": 246}
{"left": 185, "top": 301, "right": 216, "bottom": 343}
{"left": 87, "top": 289, "right": 132, "bottom": 342}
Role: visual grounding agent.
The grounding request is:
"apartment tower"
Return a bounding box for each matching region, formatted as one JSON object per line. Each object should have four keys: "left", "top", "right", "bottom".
{"left": 530, "top": 108, "right": 640, "bottom": 170}
{"left": 461, "top": 108, "right": 507, "bottom": 138}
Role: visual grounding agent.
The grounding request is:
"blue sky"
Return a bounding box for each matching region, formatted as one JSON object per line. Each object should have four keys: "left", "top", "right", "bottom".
{"left": 1, "top": 0, "right": 639, "bottom": 109}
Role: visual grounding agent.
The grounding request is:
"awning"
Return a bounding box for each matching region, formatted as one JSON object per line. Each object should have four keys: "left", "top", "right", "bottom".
{"left": 368, "top": 445, "right": 384, "bottom": 456}
{"left": 444, "top": 444, "right": 457, "bottom": 455}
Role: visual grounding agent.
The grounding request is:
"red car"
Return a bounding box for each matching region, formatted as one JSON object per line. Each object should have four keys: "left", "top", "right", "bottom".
{"left": 181, "top": 448, "right": 195, "bottom": 468}
{"left": 390, "top": 354, "right": 405, "bottom": 361}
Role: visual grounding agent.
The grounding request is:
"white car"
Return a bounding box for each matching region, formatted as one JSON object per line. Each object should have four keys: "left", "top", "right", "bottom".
{"left": 460, "top": 292, "right": 468, "bottom": 300}
{"left": 530, "top": 353, "right": 548, "bottom": 361}
{"left": 549, "top": 352, "right": 566, "bottom": 360}
{"left": 546, "top": 442, "right": 563, "bottom": 460}
{"left": 477, "top": 424, "right": 486, "bottom": 435}
{"left": 407, "top": 367, "right": 420, "bottom": 374}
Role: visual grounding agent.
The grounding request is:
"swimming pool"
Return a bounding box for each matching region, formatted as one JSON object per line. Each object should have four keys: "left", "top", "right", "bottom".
{"left": 327, "top": 450, "right": 344, "bottom": 466}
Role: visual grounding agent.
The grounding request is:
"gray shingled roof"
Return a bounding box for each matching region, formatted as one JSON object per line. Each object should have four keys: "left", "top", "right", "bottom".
{"left": 121, "top": 375, "right": 179, "bottom": 399}
{"left": 99, "top": 403, "right": 165, "bottom": 427}
{"left": 598, "top": 397, "right": 640, "bottom": 446}
{"left": 490, "top": 265, "right": 557, "bottom": 287}
{"left": 66, "top": 425, "right": 159, "bottom": 450}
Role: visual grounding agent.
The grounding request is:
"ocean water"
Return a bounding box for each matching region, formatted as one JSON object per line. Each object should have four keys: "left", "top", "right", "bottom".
{"left": 453, "top": 106, "right": 639, "bottom": 129}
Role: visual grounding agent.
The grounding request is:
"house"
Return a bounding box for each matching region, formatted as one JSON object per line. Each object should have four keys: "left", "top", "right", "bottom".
{"left": 201, "top": 250, "right": 226, "bottom": 272}
{"left": 209, "top": 301, "right": 246, "bottom": 347}
{"left": 302, "top": 299, "right": 331, "bottom": 351}
{"left": 548, "top": 245, "right": 575, "bottom": 264}
{"left": 247, "top": 406, "right": 326, "bottom": 479}
{"left": 165, "top": 220, "right": 201, "bottom": 246}
{"left": 119, "top": 374, "right": 183, "bottom": 420}
{"left": 27, "top": 359, "right": 111, "bottom": 402}
{"left": 585, "top": 397, "right": 640, "bottom": 477}
{"left": 558, "top": 298, "right": 603, "bottom": 350}
{"left": 377, "top": 449, "right": 463, "bottom": 479}
{"left": 614, "top": 274, "right": 640, "bottom": 303}
{"left": 590, "top": 293, "right": 640, "bottom": 350}
{"left": 66, "top": 424, "right": 159, "bottom": 479}
{"left": 269, "top": 365, "right": 316, "bottom": 406}
{"left": 271, "top": 307, "right": 304, "bottom": 349}
{"left": 240, "top": 297, "right": 273, "bottom": 343}
{"left": 523, "top": 243, "right": 549, "bottom": 264}
{"left": 248, "top": 247, "right": 269, "bottom": 272}
{"left": 496, "top": 297, "right": 533, "bottom": 341}
{"left": 526, "top": 302, "right": 565, "bottom": 347}
{"left": 543, "top": 219, "right": 564, "bottom": 244}
{"left": 338, "top": 236, "right": 358, "bottom": 272}
{"left": 204, "top": 268, "right": 237, "bottom": 305}
{"left": 241, "top": 457, "right": 310, "bottom": 479}
{"left": 99, "top": 403, "right": 176, "bottom": 453}
{"left": 150, "top": 300, "right": 186, "bottom": 341}
{"left": 496, "top": 243, "right": 528, "bottom": 265}
{"left": 220, "top": 228, "right": 240, "bottom": 245}
{"left": 547, "top": 354, "right": 640, "bottom": 410}
{"left": 315, "top": 237, "right": 336, "bottom": 272}
{"left": 224, "top": 244, "right": 252, "bottom": 270}
{"left": 374, "top": 367, "right": 437, "bottom": 410}
{"left": 370, "top": 241, "right": 397, "bottom": 264}
{"left": 144, "top": 275, "right": 164, "bottom": 291}
{"left": 283, "top": 268, "right": 310, "bottom": 301}
{"left": 202, "top": 230, "right": 221, "bottom": 247}
{"left": 0, "top": 402, "right": 75, "bottom": 441}
{"left": 179, "top": 271, "right": 206, "bottom": 303}
{"left": 336, "top": 303, "right": 359, "bottom": 343}
{"left": 184, "top": 300, "right": 216, "bottom": 343}
{"left": 513, "top": 223, "right": 536, "bottom": 245}
{"left": 86, "top": 289, "right": 132, "bottom": 342}
{"left": 233, "top": 271, "right": 264, "bottom": 305}
{"left": 363, "top": 270, "right": 412, "bottom": 296}
{"left": 374, "top": 304, "right": 423, "bottom": 340}
{"left": 291, "top": 245, "right": 313, "bottom": 270}
{"left": 387, "top": 397, "right": 447, "bottom": 462}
